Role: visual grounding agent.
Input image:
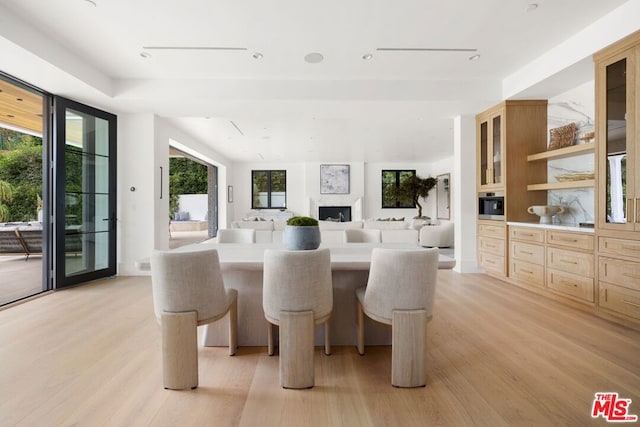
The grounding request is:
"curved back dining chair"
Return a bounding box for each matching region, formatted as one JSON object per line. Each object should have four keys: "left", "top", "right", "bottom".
{"left": 263, "top": 248, "right": 333, "bottom": 389}
{"left": 344, "top": 229, "right": 382, "bottom": 243}
{"left": 217, "top": 228, "right": 256, "bottom": 243}
{"left": 355, "top": 247, "right": 438, "bottom": 387}
{"left": 151, "top": 248, "right": 238, "bottom": 390}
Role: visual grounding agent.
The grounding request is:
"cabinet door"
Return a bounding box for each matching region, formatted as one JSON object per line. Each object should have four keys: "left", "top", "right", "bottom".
{"left": 596, "top": 46, "right": 638, "bottom": 232}
{"left": 477, "top": 111, "right": 504, "bottom": 190}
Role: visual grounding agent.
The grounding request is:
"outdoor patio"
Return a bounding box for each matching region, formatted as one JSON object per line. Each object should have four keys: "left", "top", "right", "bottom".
{"left": 0, "top": 254, "right": 43, "bottom": 306}
{"left": 0, "top": 230, "right": 210, "bottom": 306}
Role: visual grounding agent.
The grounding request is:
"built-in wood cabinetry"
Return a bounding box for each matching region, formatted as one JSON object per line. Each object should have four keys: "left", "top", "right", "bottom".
{"left": 477, "top": 221, "right": 506, "bottom": 277}
{"left": 594, "top": 31, "right": 640, "bottom": 325}
{"left": 476, "top": 101, "right": 548, "bottom": 276}
{"left": 595, "top": 30, "right": 640, "bottom": 233}
{"left": 508, "top": 225, "right": 595, "bottom": 304}
{"left": 476, "top": 101, "right": 548, "bottom": 220}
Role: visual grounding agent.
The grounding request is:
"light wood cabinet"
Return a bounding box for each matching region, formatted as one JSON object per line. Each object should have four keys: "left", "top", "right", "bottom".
{"left": 477, "top": 109, "right": 503, "bottom": 190}
{"left": 476, "top": 101, "right": 548, "bottom": 279}
{"left": 476, "top": 100, "right": 548, "bottom": 222}
{"left": 594, "top": 31, "right": 640, "bottom": 325}
{"left": 509, "top": 226, "right": 546, "bottom": 289}
{"left": 508, "top": 225, "right": 595, "bottom": 304}
{"left": 547, "top": 230, "right": 594, "bottom": 251}
{"left": 547, "top": 247, "right": 594, "bottom": 278}
{"left": 547, "top": 269, "right": 595, "bottom": 303}
{"left": 595, "top": 31, "right": 640, "bottom": 234}
{"left": 477, "top": 220, "right": 506, "bottom": 276}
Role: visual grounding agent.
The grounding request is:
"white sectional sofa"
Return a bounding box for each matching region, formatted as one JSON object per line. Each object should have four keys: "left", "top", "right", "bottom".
{"left": 230, "top": 219, "right": 425, "bottom": 245}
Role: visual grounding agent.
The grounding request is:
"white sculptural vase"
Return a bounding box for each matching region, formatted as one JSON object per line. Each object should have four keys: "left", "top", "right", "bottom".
{"left": 527, "top": 205, "right": 565, "bottom": 224}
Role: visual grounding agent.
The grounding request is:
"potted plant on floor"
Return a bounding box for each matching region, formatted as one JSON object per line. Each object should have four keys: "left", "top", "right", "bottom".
{"left": 390, "top": 175, "right": 437, "bottom": 228}
{"left": 283, "top": 216, "right": 321, "bottom": 250}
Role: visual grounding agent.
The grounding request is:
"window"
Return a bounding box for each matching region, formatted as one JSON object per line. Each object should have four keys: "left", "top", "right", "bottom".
{"left": 381, "top": 169, "right": 416, "bottom": 208}
{"left": 252, "top": 170, "right": 286, "bottom": 209}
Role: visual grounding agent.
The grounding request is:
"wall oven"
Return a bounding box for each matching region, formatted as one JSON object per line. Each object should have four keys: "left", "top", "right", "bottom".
{"left": 478, "top": 191, "right": 505, "bottom": 220}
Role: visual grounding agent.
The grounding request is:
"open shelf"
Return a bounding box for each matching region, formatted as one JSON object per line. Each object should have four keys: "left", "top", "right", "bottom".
{"left": 527, "top": 180, "right": 595, "bottom": 191}
{"left": 527, "top": 142, "right": 595, "bottom": 162}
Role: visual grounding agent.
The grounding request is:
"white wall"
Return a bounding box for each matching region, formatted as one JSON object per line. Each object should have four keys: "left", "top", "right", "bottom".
{"left": 117, "top": 114, "right": 157, "bottom": 276}
{"left": 453, "top": 115, "right": 481, "bottom": 273}
{"left": 503, "top": 0, "right": 640, "bottom": 99}
{"left": 231, "top": 161, "right": 445, "bottom": 222}
{"left": 176, "top": 194, "right": 208, "bottom": 221}
{"left": 117, "top": 115, "right": 233, "bottom": 275}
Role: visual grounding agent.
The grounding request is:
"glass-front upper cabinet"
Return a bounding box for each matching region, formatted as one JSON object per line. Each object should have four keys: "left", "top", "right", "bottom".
{"left": 477, "top": 109, "right": 504, "bottom": 190}
{"left": 596, "top": 44, "right": 638, "bottom": 232}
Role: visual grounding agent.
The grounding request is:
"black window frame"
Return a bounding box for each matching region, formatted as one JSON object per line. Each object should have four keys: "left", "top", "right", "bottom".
{"left": 251, "top": 170, "right": 287, "bottom": 209}
{"left": 381, "top": 169, "right": 416, "bottom": 208}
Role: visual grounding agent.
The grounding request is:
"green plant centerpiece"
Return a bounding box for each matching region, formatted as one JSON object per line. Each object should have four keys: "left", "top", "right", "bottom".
{"left": 283, "top": 216, "right": 321, "bottom": 250}
{"left": 393, "top": 175, "right": 438, "bottom": 219}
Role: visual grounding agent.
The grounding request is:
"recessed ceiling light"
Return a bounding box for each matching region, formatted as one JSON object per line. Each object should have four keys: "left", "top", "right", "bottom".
{"left": 526, "top": 3, "right": 538, "bottom": 12}
{"left": 83, "top": 0, "right": 97, "bottom": 6}
{"left": 362, "top": 53, "right": 373, "bottom": 60}
{"left": 253, "top": 52, "right": 263, "bottom": 60}
{"left": 468, "top": 54, "right": 481, "bottom": 61}
{"left": 140, "top": 51, "right": 152, "bottom": 59}
{"left": 304, "top": 52, "right": 324, "bottom": 64}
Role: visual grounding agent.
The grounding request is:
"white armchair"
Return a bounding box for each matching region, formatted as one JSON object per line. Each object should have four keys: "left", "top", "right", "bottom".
{"left": 419, "top": 222, "right": 454, "bottom": 248}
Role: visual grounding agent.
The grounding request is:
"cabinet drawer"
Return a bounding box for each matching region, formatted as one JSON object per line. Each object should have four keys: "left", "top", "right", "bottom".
{"left": 510, "top": 241, "right": 544, "bottom": 265}
{"left": 599, "top": 237, "right": 640, "bottom": 261}
{"left": 547, "top": 247, "right": 594, "bottom": 277}
{"left": 479, "top": 252, "right": 505, "bottom": 275}
{"left": 547, "top": 269, "right": 594, "bottom": 302}
{"left": 599, "top": 282, "right": 640, "bottom": 321}
{"left": 547, "top": 230, "right": 594, "bottom": 251}
{"left": 509, "top": 259, "right": 544, "bottom": 288}
{"left": 599, "top": 257, "right": 640, "bottom": 292}
{"left": 479, "top": 236, "right": 505, "bottom": 256}
{"left": 478, "top": 223, "right": 505, "bottom": 239}
{"left": 510, "top": 227, "right": 545, "bottom": 243}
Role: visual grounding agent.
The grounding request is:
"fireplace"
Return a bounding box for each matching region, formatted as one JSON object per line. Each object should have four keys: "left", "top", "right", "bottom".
{"left": 318, "top": 206, "right": 351, "bottom": 222}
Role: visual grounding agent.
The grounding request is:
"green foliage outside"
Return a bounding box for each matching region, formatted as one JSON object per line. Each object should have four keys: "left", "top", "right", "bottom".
{"left": 382, "top": 170, "right": 416, "bottom": 208}
{"left": 169, "top": 157, "right": 208, "bottom": 219}
{"left": 64, "top": 146, "right": 84, "bottom": 226}
{"left": 0, "top": 131, "right": 43, "bottom": 222}
{"left": 252, "top": 170, "right": 286, "bottom": 208}
{"left": 286, "top": 216, "right": 318, "bottom": 226}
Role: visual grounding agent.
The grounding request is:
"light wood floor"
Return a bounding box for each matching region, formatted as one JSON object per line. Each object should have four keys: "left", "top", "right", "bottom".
{"left": 1, "top": 271, "right": 639, "bottom": 426}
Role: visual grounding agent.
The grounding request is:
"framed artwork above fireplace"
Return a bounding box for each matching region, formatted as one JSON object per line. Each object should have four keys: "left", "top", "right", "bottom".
{"left": 320, "top": 164, "right": 350, "bottom": 194}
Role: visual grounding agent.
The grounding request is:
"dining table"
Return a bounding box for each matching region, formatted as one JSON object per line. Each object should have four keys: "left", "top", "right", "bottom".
{"left": 137, "top": 242, "right": 455, "bottom": 347}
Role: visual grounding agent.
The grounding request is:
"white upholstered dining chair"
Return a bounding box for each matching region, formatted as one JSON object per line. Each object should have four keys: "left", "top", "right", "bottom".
{"left": 355, "top": 247, "right": 438, "bottom": 387}
{"left": 344, "top": 229, "right": 382, "bottom": 243}
{"left": 217, "top": 228, "right": 256, "bottom": 243}
{"left": 150, "top": 248, "right": 238, "bottom": 390}
{"left": 262, "top": 248, "right": 333, "bottom": 388}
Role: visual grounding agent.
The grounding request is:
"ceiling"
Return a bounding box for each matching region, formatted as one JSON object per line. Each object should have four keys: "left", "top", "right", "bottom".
{"left": 0, "top": 0, "right": 632, "bottom": 163}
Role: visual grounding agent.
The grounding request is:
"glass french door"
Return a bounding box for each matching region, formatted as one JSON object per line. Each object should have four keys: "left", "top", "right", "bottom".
{"left": 53, "top": 97, "right": 116, "bottom": 288}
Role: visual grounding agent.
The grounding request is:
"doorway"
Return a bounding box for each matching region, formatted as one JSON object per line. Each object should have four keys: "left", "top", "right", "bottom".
{"left": 168, "top": 147, "right": 218, "bottom": 249}
{"left": 53, "top": 97, "right": 117, "bottom": 288}
{"left": 0, "top": 74, "right": 46, "bottom": 305}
